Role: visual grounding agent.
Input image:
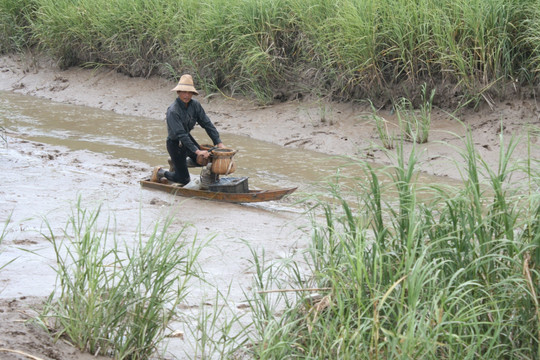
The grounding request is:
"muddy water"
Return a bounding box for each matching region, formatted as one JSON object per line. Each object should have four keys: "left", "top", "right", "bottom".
{"left": 0, "top": 91, "right": 450, "bottom": 200}
{"left": 1, "top": 91, "right": 371, "bottom": 188}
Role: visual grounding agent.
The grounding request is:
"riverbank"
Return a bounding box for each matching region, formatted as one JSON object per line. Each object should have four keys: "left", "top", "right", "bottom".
{"left": 1, "top": 53, "right": 539, "bottom": 359}
{"left": 2, "top": 53, "right": 539, "bottom": 182}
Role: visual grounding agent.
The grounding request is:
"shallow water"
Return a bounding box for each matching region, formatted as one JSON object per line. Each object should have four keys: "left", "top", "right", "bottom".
{"left": 0, "top": 91, "right": 365, "bottom": 190}
{"left": 0, "top": 91, "right": 454, "bottom": 205}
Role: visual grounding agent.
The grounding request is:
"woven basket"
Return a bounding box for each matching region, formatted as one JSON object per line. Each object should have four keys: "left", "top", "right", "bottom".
{"left": 211, "top": 148, "right": 237, "bottom": 175}
{"left": 197, "top": 144, "right": 215, "bottom": 166}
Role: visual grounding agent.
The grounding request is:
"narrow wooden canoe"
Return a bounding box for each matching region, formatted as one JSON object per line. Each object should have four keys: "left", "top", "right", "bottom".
{"left": 140, "top": 179, "right": 297, "bottom": 203}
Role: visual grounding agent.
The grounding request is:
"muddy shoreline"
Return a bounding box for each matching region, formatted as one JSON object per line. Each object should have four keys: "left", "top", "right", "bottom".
{"left": 1, "top": 53, "right": 539, "bottom": 359}
{"left": 3, "top": 53, "right": 539, "bottom": 181}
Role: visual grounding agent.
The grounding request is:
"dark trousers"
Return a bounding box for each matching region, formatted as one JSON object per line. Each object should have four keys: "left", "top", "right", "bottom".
{"left": 165, "top": 137, "right": 199, "bottom": 184}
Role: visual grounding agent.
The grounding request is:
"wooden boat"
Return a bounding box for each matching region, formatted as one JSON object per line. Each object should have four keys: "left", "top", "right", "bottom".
{"left": 140, "top": 178, "right": 297, "bottom": 203}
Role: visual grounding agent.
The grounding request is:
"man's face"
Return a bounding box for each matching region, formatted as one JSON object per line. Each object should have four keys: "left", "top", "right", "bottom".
{"left": 177, "top": 91, "right": 194, "bottom": 104}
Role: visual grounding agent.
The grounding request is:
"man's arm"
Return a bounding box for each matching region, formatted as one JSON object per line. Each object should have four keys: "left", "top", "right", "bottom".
{"left": 193, "top": 101, "right": 222, "bottom": 145}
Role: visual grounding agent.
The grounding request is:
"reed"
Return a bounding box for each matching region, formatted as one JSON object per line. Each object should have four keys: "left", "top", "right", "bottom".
{"left": 2, "top": 0, "right": 539, "bottom": 104}
{"left": 39, "top": 199, "right": 202, "bottom": 359}
{"left": 393, "top": 83, "right": 435, "bottom": 144}
{"left": 239, "top": 131, "right": 539, "bottom": 359}
{"left": 369, "top": 101, "right": 395, "bottom": 150}
{"left": 0, "top": 0, "right": 35, "bottom": 53}
{"left": 0, "top": 213, "right": 16, "bottom": 272}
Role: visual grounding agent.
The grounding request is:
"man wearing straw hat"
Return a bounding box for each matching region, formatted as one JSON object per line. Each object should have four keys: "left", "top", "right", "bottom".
{"left": 151, "top": 74, "right": 225, "bottom": 184}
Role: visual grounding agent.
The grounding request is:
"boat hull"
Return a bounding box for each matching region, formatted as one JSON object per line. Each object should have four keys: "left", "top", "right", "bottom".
{"left": 140, "top": 179, "right": 297, "bottom": 203}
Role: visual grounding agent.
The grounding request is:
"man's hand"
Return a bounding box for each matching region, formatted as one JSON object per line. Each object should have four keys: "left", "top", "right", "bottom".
{"left": 195, "top": 149, "right": 210, "bottom": 158}
{"left": 195, "top": 149, "right": 210, "bottom": 166}
{"left": 195, "top": 143, "right": 225, "bottom": 164}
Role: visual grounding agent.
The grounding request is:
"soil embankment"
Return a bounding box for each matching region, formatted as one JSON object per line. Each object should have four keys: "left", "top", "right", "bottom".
{"left": 2, "top": 54, "right": 539, "bottom": 181}
{"left": 0, "top": 54, "right": 539, "bottom": 359}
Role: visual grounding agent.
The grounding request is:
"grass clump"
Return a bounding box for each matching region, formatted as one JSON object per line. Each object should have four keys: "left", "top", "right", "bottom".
{"left": 240, "top": 133, "right": 539, "bottom": 359}
{"left": 39, "top": 199, "right": 202, "bottom": 359}
{"left": 369, "top": 101, "right": 395, "bottom": 150}
{"left": 395, "top": 84, "right": 435, "bottom": 144}
{"left": 2, "top": 0, "right": 540, "bottom": 104}
{"left": 0, "top": 0, "right": 36, "bottom": 53}
{"left": 369, "top": 83, "right": 435, "bottom": 148}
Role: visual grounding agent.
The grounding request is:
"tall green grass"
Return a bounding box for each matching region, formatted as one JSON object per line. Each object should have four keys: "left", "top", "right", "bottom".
{"left": 239, "top": 133, "right": 539, "bottom": 358}
{"left": 2, "top": 0, "right": 540, "bottom": 104}
{"left": 26, "top": 0, "right": 184, "bottom": 75}
{"left": 0, "top": 0, "right": 36, "bottom": 53}
{"left": 39, "top": 199, "right": 203, "bottom": 359}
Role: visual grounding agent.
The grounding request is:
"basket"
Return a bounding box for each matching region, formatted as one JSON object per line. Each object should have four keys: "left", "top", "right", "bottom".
{"left": 196, "top": 154, "right": 210, "bottom": 166}
{"left": 211, "top": 148, "right": 237, "bottom": 175}
{"left": 197, "top": 144, "right": 215, "bottom": 166}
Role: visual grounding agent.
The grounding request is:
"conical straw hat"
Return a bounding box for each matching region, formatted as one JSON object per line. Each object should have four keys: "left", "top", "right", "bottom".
{"left": 171, "top": 74, "right": 199, "bottom": 94}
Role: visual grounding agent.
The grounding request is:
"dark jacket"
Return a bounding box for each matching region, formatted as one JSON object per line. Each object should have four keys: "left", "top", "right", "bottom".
{"left": 166, "top": 98, "right": 221, "bottom": 153}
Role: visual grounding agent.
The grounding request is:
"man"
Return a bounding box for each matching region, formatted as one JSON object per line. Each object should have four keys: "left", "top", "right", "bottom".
{"left": 152, "top": 74, "right": 225, "bottom": 184}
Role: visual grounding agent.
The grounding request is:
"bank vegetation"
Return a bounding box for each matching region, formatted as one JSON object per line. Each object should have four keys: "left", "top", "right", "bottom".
{"left": 3, "top": 0, "right": 540, "bottom": 106}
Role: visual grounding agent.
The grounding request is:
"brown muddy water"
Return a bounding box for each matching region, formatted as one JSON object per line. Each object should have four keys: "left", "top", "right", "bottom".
{"left": 0, "top": 91, "right": 360, "bottom": 189}
{"left": 0, "top": 91, "right": 453, "bottom": 203}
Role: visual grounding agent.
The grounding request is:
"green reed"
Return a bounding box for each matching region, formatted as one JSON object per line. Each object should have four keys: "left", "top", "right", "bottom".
{"left": 39, "top": 199, "right": 202, "bottom": 359}
{"left": 239, "top": 132, "right": 539, "bottom": 359}
{"left": 0, "top": 213, "right": 16, "bottom": 272}
{"left": 369, "top": 101, "right": 395, "bottom": 150}
{"left": 391, "top": 83, "right": 435, "bottom": 144}
{"left": 2, "top": 0, "right": 540, "bottom": 104}
{"left": 0, "top": 0, "right": 35, "bottom": 53}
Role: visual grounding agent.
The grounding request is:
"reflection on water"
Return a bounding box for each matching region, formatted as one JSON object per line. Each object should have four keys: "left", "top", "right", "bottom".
{"left": 0, "top": 91, "right": 456, "bottom": 205}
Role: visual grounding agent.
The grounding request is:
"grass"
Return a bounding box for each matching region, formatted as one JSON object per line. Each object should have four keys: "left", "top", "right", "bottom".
{"left": 0, "top": 213, "right": 16, "bottom": 272}
{"left": 233, "top": 130, "right": 539, "bottom": 359}
{"left": 369, "top": 101, "right": 395, "bottom": 150}
{"left": 394, "top": 83, "right": 435, "bottom": 144}
{"left": 369, "top": 82, "right": 435, "bottom": 149}
{"left": 0, "top": 0, "right": 36, "bottom": 53}
{"left": 185, "top": 285, "right": 249, "bottom": 359}
{"left": 38, "top": 199, "right": 203, "bottom": 359}
{"left": 1, "top": 0, "right": 540, "bottom": 104}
